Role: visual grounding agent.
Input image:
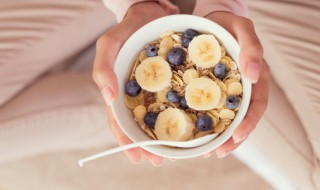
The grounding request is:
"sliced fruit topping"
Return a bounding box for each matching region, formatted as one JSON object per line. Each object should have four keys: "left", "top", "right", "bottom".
{"left": 185, "top": 78, "right": 222, "bottom": 110}
{"left": 135, "top": 56, "right": 172, "bottom": 92}
{"left": 188, "top": 34, "right": 222, "bottom": 68}
{"left": 154, "top": 108, "right": 194, "bottom": 141}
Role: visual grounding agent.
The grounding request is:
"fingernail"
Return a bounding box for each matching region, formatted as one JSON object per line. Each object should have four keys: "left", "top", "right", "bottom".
{"left": 204, "top": 153, "right": 212, "bottom": 159}
{"left": 131, "top": 159, "right": 140, "bottom": 165}
{"left": 101, "top": 87, "right": 115, "bottom": 105}
{"left": 216, "top": 151, "right": 231, "bottom": 159}
{"left": 130, "top": 155, "right": 141, "bottom": 165}
{"left": 152, "top": 161, "right": 162, "bottom": 167}
{"left": 233, "top": 135, "right": 246, "bottom": 144}
{"left": 246, "top": 62, "right": 261, "bottom": 83}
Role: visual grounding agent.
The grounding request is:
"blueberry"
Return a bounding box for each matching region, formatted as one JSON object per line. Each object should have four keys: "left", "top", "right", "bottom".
{"left": 144, "top": 112, "right": 158, "bottom": 129}
{"left": 167, "top": 48, "right": 186, "bottom": 66}
{"left": 182, "top": 38, "right": 191, "bottom": 49}
{"left": 213, "top": 63, "right": 227, "bottom": 80}
{"left": 125, "top": 80, "right": 141, "bottom": 97}
{"left": 182, "top": 29, "right": 199, "bottom": 48}
{"left": 166, "top": 91, "right": 181, "bottom": 103}
{"left": 179, "top": 96, "right": 189, "bottom": 109}
{"left": 225, "top": 95, "right": 240, "bottom": 109}
{"left": 195, "top": 115, "right": 213, "bottom": 132}
{"left": 146, "top": 45, "right": 158, "bottom": 57}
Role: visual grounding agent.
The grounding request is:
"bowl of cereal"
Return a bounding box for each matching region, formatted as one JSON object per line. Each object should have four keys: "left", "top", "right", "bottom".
{"left": 111, "top": 15, "right": 251, "bottom": 159}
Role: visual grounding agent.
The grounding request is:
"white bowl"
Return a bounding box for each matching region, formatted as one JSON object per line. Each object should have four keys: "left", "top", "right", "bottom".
{"left": 111, "top": 15, "right": 251, "bottom": 159}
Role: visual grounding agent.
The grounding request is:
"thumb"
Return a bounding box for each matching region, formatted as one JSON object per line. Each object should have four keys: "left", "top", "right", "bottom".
{"left": 235, "top": 19, "right": 263, "bottom": 83}
{"left": 92, "top": 34, "right": 122, "bottom": 105}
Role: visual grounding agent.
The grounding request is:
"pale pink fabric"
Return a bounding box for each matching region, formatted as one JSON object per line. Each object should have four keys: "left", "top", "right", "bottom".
{"left": 102, "top": 0, "right": 179, "bottom": 22}
{"left": 103, "top": 0, "right": 246, "bottom": 22}
{"left": 193, "top": 0, "right": 246, "bottom": 17}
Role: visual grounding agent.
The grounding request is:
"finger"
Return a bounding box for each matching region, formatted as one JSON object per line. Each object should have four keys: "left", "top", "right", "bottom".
{"left": 204, "top": 150, "right": 215, "bottom": 158}
{"left": 92, "top": 32, "right": 122, "bottom": 105}
{"left": 169, "top": 158, "right": 177, "bottom": 162}
{"left": 232, "top": 61, "right": 270, "bottom": 143}
{"left": 141, "top": 149, "right": 164, "bottom": 167}
{"left": 204, "top": 62, "right": 269, "bottom": 158}
{"left": 92, "top": 19, "right": 139, "bottom": 105}
{"left": 235, "top": 19, "right": 264, "bottom": 83}
{"left": 216, "top": 138, "right": 243, "bottom": 158}
{"left": 106, "top": 107, "right": 141, "bottom": 164}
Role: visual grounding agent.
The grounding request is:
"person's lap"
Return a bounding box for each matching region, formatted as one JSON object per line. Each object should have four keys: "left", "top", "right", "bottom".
{"left": 248, "top": 0, "right": 320, "bottom": 158}
{"left": 0, "top": 0, "right": 115, "bottom": 107}
{"left": 0, "top": 70, "right": 116, "bottom": 163}
{"left": 245, "top": 0, "right": 320, "bottom": 189}
{"left": 0, "top": 0, "right": 117, "bottom": 163}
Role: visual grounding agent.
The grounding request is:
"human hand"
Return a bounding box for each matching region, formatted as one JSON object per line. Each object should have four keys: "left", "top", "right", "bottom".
{"left": 92, "top": 2, "right": 170, "bottom": 166}
{"left": 204, "top": 12, "right": 270, "bottom": 158}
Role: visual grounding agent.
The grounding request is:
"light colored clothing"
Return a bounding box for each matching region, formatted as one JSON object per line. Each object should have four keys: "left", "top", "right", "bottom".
{"left": 246, "top": 1, "right": 320, "bottom": 188}
{"left": 0, "top": 0, "right": 116, "bottom": 161}
{"left": 0, "top": 0, "right": 319, "bottom": 189}
{"left": 102, "top": 0, "right": 246, "bottom": 21}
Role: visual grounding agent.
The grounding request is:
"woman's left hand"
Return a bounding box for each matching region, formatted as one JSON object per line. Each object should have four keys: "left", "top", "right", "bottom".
{"left": 204, "top": 12, "right": 270, "bottom": 158}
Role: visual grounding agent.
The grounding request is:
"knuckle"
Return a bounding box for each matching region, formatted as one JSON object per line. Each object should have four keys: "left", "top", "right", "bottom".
{"left": 96, "top": 35, "right": 109, "bottom": 48}
{"left": 92, "top": 69, "right": 104, "bottom": 84}
{"left": 238, "top": 17, "right": 254, "bottom": 27}
{"left": 246, "top": 19, "right": 255, "bottom": 27}
{"left": 264, "top": 97, "right": 269, "bottom": 110}
{"left": 96, "top": 33, "right": 120, "bottom": 53}
{"left": 254, "top": 44, "right": 264, "bottom": 55}
{"left": 264, "top": 63, "right": 271, "bottom": 76}
{"left": 260, "top": 98, "right": 269, "bottom": 114}
{"left": 261, "top": 61, "right": 271, "bottom": 80}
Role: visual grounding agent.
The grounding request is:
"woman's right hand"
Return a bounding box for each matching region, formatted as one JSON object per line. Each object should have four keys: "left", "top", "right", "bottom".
{"left": 92, "top": 2, "right": 171, "bottom": 166}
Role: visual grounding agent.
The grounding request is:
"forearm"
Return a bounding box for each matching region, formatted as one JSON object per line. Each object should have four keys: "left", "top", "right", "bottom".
{"left": 193, "top": 0, "right": 247, "bottom": 17}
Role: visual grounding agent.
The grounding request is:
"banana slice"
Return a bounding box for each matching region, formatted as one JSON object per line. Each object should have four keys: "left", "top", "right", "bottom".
{"left": 188, "top": 34, "right": 222, "bottom": 68}
{"left": 158, "top": 36, "right": 174, "bottom": 59}
{"left": 185, "top": 78, "right": 222, "bottom": 110}
{"left": 154, "top": 108, "right": 194, "bottom": 141}
{"left": 135, "top": 56, "right": 172, "bottom": 92}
